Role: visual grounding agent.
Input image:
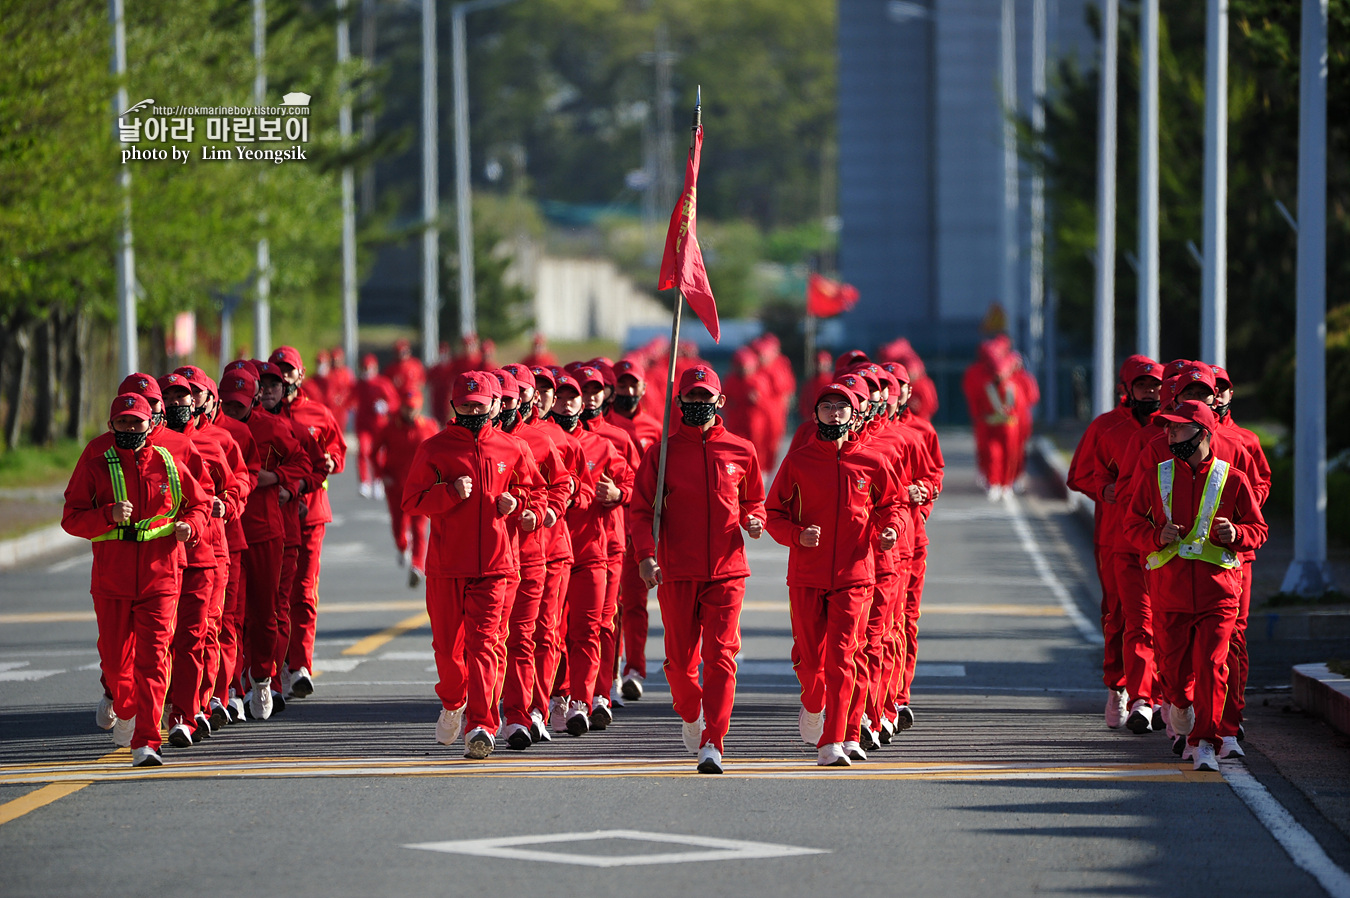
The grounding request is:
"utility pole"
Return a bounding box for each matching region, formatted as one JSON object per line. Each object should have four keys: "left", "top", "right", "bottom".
{"left": 1137, "top": 0, "right": 1160, "bottom": 359}
{"left": 253, "top": 0, "right": 271, "bottom": 357}
{"left": 1282, "top": 0, "right": 1333, "bottom": 596}
{"left": 338, "top": 0, "right": 359, "bottom": 367}
{"left": 421, "top": 0, "right": 439, "bottom": 365}
{"left": 1028, "top": 0, "right": 1047, "bottom": 391}
{"left": 1000, "top": 0, "right": 1020, "bottom": 349}
{"left": 1200, "top": 0, "right": 1228, "bottom": 366}
{"left": 110, "top": 0, "right": 137, "bottom": 377}
{"left": 1092, "top": 0, "right": 1119, "bottom": 416}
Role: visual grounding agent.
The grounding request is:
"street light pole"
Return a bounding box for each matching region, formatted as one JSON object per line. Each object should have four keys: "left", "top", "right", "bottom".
{"left": 254, "top": 0, "right": 271, "bottom": 357}
{"left": 1000, "top": 0, "right": 1020, "bottom": 350}
{"left": 421, "top": 0, "right": 439, "bottom": 366}
{"left": 1282, "top": 0, "right": 1333, "bottom": 596}
{"left": 110, "top": 0, "right": 137, "bottom": 377}
{"left": 1028, "top": 0, "right": 1047, "bottom": 391}
{"left": 1137, "top": 0, "right": 1160, "bottom": 360}
{"left": 338, "top": 0, "right": 359, "bottom": 367}
{"left": 1092, "top": 0, "right": 1119, "bottom": 416}
{"left": 1200, "top": 0, "right": 1228, "bottom": 366}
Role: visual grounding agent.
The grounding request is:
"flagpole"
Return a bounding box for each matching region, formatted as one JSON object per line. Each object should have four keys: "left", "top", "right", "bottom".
{"left": 651, "top": 87, "right": 701, "bottom": 553}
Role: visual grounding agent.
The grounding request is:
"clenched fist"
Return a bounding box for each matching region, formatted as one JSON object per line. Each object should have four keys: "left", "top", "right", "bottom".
{"left": 454, "top": 476, "right": 473, "bottom": 499}
{"left": 799, "top": 524, "right": 822, "bottom": 548}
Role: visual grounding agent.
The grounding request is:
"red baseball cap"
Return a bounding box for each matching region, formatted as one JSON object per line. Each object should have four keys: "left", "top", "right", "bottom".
{"left": 1212, "top": 365, "right": 1232, "bottom": 389}
{"left": 219, "top": 371, "right": 258, "bottom": 405}
{"left": 574, "top": 366, "right": 606, "bottom": 391}
{"left": 613, "top": 357, "right": 644, "bottom": 382}
{"left": 1157, "top": 399, "right": 1218, "bottom": 432}
{"left": 109, "top": 393, "right": 152, "bottom": 421}
{"left": 501, "top": 364, "right": 532, "bottom": 388}
{"left": 553, "top": 372, "right": 581, "bottom": 396}
{"left": 256, "top": 361, "right": 284, "bottom": 382}
{"left": 832, "top": 372, "right": 869, "bottom": 403}
{"left": 361, "top": 353, "right": 378, "bottom": 368}
{"left": 530, "top": 365, "right": 557, "bottom": 390}
{"left": 815, "top": 382, "right": 861, "bottom": 410}
{"left": 1163, "top": 358, "right": 1193, "bottom": 380}
{"left": 401, "top": 389, "right": 424, "bottom": 409}
{"left": 848, "top": 363, "right": 882, "bottom": 392}
{"left": 678, "top": 365, "right": 721, "bottom": 396}
{"left": 492, "top": 368, "right": 519, "bottom": 398}
{"left": 882, "top": 362, "right": 911, "bottom": 385}
{"left": 174, "top": 365, "right": 210, "bottom": 390}
{"left": 118, "top": 373, "right": 162, "bottom": 402}
{"left": 452, "top": 371, "right": 494, "bottom": 405}
{"left": 834, "top": 349, "right": 870, "bottom": 373}
{"left": 269, "top": 346, "right": 304, "bottom": 372}
{"left": 157, "top": 372, "right": 192, "bottom": 396}
{"left": 394, "top": 338, "right": 411, "bottom": 353}
{"left": 1120, "top": 355, "right": 1164, "bottom": 385}
{"left": 1177, "top": 363, "right": 1217, "bottom": 395}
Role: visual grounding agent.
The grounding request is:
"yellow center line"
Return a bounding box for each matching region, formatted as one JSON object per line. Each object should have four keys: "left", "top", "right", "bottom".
{"left": 0, "top": 601, "right": 429, "bottom": 626}
{"left": 0, "top": 750, "right": 125, "bottom": 827}
{"left": 342, "top": 611, "right": 430, "bottom": 657}
{"left": 739, "top": 601, "right": 1064, "bottom": 616}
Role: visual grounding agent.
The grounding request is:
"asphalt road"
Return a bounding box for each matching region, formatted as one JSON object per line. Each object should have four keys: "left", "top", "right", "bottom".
{"left": 2, "top": 430, "right": 1348, "bottom": 897}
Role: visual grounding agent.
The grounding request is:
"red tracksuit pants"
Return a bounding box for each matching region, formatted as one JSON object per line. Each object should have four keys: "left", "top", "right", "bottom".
{"left": 981, "top": 423, "right": 1018, "bottom": 487}
{"left": 287, "top": 523, "right": 326, "bottom": 673}
{"left": 384, "top": 482, "right": 428, "bottom": 570}
{"left": 503, "top": 563, "right": 547, "bottom": 728}
{"left": 356, "top": 429, "right": 377, "bottom": 484}
{"left": 896, "top": 546, "right": 928, "bottom": 705}
{"left": 1112, "top": 550, "right": 1157, "bottom": 705}
{"left": 272, "top": 542, "right": 299, "bottom": 678}
{"left": 215, "top": 549, "right": 244, "bottom": 701}
{"left": 169, "top": 563, "right": 216, "bottom": 726}
{"left": 660, "top": 578, "right": 746, "bottom": 752}
{"left": 93, "top": 587, "right": 178, "bottom": 751}
{"left": 862, "top": 563, "right": 908, "bottom": 731}
{"left": 619, "top": 545, "right": 650, "bottom": 679}
{"left": 595, "top": 555, "right": 623, "bottom": 701}
{"left": 564, "top": 563, "right": 607, "bottom": 711}
{"left": 1155, "top": 602, "right": 1237, "bottom": 749}
{"left": 199, "top": 550, "right": 230, "bottom": 711}
{"left": 533, "top": 562, "right": 571, "bottom": 715}
{"left": 1096, "top": 543, "right": 1125, "bottom": 690}
{"left": 1220, "top": 565, "right": 1253, "bottom": 736}
{"left": 790, "top": 584, "right": 871, "bottom": 747}
{"left": 242, "top": 536, "right": 283, "bottom": 681}
{"left": 425, "top": 575, "right": 510, "bottom": 735}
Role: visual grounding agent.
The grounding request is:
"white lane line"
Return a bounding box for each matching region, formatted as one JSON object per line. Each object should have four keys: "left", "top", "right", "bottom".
{"left": 1003, "top": 494, "right": 1103, "bottom": 645}
{"left": 380, "top": 651, "right": 437, "bottom": 661}
{"left": 46, "top": 554, "right": 91, "bottom": 574}
{"left": 406, "top": 829, "right": 827, "bottom": 868}
{"left": 0, "top": 669, "right": 66, "bottom": 682}
{"left": 311, "top": 658, "right": 365, "bottom": 674}
{"left": 1222, "top": 761, "right": 1350, "bottom": 898}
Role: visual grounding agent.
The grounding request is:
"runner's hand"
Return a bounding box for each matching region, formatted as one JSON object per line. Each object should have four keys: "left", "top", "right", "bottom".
{"left": 110, "top": 501, "right": 133, "bottom": 524}
{"left": 521, "top": 509, "right": 538, "bottom": 531}
{"left": 543, "top": 508, "right": 558, "bottom": 528}
{"left": 799, "top": 525, "right": 821, "bottom": 548}
{"left": 1161, "top": 522, "right": 1181, "bottom": 544}
{"left": 497, "top": 493, "right": 519, "bottom": 516}
{"left": 278, "top": 487, "right": 292, "bottom": 505}
{"left": 454, "top": 476, "right": 473, "bottom": 499}
{"left": 211, "top": 497, "right": 226, "bottom": 518}
{"left": 174, "top": 521, "right": 192, "bottom": 542}
{"left": 639, "top": 556, "right": 662, "bottom": 589}
{"left": 744, "top": 516, "right": 763, "bottom": 539}
{"left": 1103, "top": 482, "right": 1117, "bottom": 504}
{"left": 879, "top": 527, "right": 898, "bottom": 552}
{"left": 1212, "top": 517, "right": 1236, "bottom": 544}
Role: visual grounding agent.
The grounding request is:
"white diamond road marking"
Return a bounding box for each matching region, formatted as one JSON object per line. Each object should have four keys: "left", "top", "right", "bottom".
{"left": 0, "top": 661, "right": 65, "bottom": 682}
{"left": 918, "top": 663, "right": 966, "bottom": 677}
{"left": 735, "top": 660, "right": 965, "bottom": 678}
{"left": 311, "top": 658, "right": 365, "bottom": 674}
{"left": 380, "top": 651, "right": 437, "bottom": 661}
{"left": 405, "top": 829, "right": 827, "bottom": 868}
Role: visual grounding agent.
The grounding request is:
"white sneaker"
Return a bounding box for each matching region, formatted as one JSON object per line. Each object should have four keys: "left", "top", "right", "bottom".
{"left": 228, "top": 693, "right": 246, "bottom": 724}
{"left": 590, "top": 694, "right": 613, "bottom": 730}
{"left": 986, "top": 485, "right": 1001, "bottom": 502}
{"left": 1105, "top": 688, "right": 1128, "bottom": 729}
{"left": 697, "top": 744, "right": 724, "bottom": 774}
{"left": 548, "top": 695, "right": 569, "bottom": 732}
{"left": 395, "top": 548, "right": 407, "bottom": 568}
{"left": 436, "top": 704, "right": 465, "bottom": 745}
{"left": 682, "top": 711, "right": 704, "bottom": 754}
{"left": 621, "top": 672, "right": 644, "bottom": 701}
{"left": 895, "top": 704, "right": 915, "bottom": 730}
{"left": 1192, "top": 741, "right": 1219, "bottom": 772}
{"left": 280, "top": 666, "right": 295, "bottom": 698}
{"left": 609, "top": 684, "right": 626, "bottom": 708}
{"left": 112, "top": 715, "right": 135, "bottom": 747}
{"left": 408, "top": 567, "right": 424, "bottom": 589}
{"left": 530, "top": 709, "right": 551, "bottom": 743}
{"left": 565, "top": 700, "right": 590, "bottom": 737}
{"left": 95, "top": 695, "right": 116, "bottom": 730}
{"left": 167, "top": 722, "right": 194, "bottom": 749}
{"left": 1181, "top": 742, "right": 1196, "bottom": 761}
{"left": 290, "top": 667, "right": 314, "bottom": 699}
{"left": 1160, "top": 702, "right": 1176, "bottom": 739}
{"left": 464, "top": 726, "right": 495, "bottom": 760}
{"left": 359, "top": 481, "right": 374, "bottom": 499}
{"left": 249, "top": 677, "right": 273, "bottom": 720}
{"left": 208, "top": 698, "right": 230, "bottom": 731}
{"left": 503, "top": 723, "right": 532, "bottom": 751}
{"left": 844, "top": 740, "right": 868, "bottom": 762}
{"left": 1219, "top": 736, "right": 1245, "bottom": 759}
{"left": 1169, "top": 703, "right": 1195, "bottom": 736}
{"left": 1125, "top": 699, "right": 1153, "bottom": 734}
{"left": 799, "top": 705, "right": 824, "bottom": 745}
{"left": 372, "top": 480, "right": 386, "bottom": 500}
{"left": 879, "top": 717, "right": 895, "bottom": 743}
{"left": 817, "top": 743, "right": 851, "bottom": 767}
{"left": 130, "top": 746, "right": 163, "bottom": 767}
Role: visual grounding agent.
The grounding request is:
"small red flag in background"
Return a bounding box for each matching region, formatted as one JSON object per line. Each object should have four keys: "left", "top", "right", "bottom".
{"left": 658, "top": 124, "right": 720, "bottom": 343}
{"left": 806, "top": 273, "right": 860, "bottom": 318}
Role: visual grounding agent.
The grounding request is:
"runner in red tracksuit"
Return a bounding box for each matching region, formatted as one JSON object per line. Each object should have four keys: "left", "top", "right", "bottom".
{"left": 63, "top": 394, "right": 211, "bottom": 767}
{"left": 767, "top": 381, "right": 902, "bottom": 767}
{"left": 630, "top": 364, "right": 766, "bottom": 774}
{"left": 384, "top": 338, "right": 426, "bottom": 394}
{"left": 964, "top": 340, "right": 1021, "bottom": 497}
{"left": 885, "top": 362, "right": 944, "bottom": 730}
{"left": 159, "top": 373, "right": 239, "bottom": 747}
{"left": 544, "top": 371, "right": 630, "bottom": 736}
{"left": 270, "top": 346, "right": 347, "bottom": 698}
{"left": 1124, "top": 400, "right": 1267, "bottom": 771}
{"left": 373, "top": 389, "right": 441, "bottom": 583}
{"left": 354, "top": 354, "right": 400, "bottom": 497}
{"left": 495, "top": 368, "right": 572, "bottom": 750}
{"left": 175, "top": 366, "right": 254, "bottom": 731}
{"left": 219, "top": 365, "right": 309, "bottom": 721}
{"left": 606, "top": 357, "right": 663, "bottom": 700}
{"left": 402, "top": 370, "right": 542, "bottom": 760}
{"left": 578, "top": 365, "right": 640, "bottom": 724}
{"left": 324, "top": 347, "right": 356, "bottom": 432}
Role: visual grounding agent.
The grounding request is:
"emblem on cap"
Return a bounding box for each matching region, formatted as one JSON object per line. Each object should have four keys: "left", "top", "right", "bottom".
{"left": 694, "top": 369, "right": 706, "bottom": 381}
{"left": 467, "top": 379, "right": 479, "bottom": 391}
{"left": 124, "top": 397, "right": 135, "bottom": 408}
{"left": 137, "top": 378, "right": 147, "bottom": 389}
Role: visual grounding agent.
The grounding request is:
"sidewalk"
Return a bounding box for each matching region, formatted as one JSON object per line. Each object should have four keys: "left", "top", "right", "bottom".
{"left": 0, "top": 487, "right": 77, "bottom": 570}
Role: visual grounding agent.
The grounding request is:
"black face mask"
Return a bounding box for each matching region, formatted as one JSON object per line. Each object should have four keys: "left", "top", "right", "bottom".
{"left": 612, "top": 394, "right": 640, "bottom": 415}
{"left": 1213, "top": 401, "right": 1231, "bottom": 420}
{"left": 150, "top": 410, "right": 164, "bottom": 428}
{"left": 1169, "top": 432, "right": 1204, "bottom": 461}
{"left": 550, "top": 411, "right": 580, "bottom": 432}
{"left": 894, "top": 401, "right": 909, "bottom": 416}
{"left": 580, "top": 406, "right": 604, "bottom": 422}
{"left": 497, "top": 408, "right": 520, "bottom": 432}
{"left": 679, "top": 401, "right": 717, "bottom": 428}
{"left": 165, "top": 405, "right": 194, "bottom": 431}
{"left": 114, "top": 430, "right": 147, "bottom": 451}
{"left": 282, "top": 381, "right": 298, "bottom": 398}
{"left": 1128, "top": 397, "right": 1161, "bottom": 420}
{"left": 817, "top": 421, "right": 849, "bottom": 441}
{"left": 455, "top": 412, "right": 490, "bottom": 434}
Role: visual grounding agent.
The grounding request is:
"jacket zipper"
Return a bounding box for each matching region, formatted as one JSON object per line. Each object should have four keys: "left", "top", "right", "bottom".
{"left": 832, "top": 444, "right": 842, "bottom": 579}
{"left": 703, "top": 430, "right": 712, "bottom": 580}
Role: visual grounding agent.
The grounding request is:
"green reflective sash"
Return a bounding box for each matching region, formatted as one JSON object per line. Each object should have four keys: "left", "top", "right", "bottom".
{"left": 1145, "top": 458, "right": 1239, "bottom": 570}
{"left": 983, "top": 381, "right": 1015, "bottom": 425}
{"left": 92, "top": 446, "right": 183, "bottom": 542}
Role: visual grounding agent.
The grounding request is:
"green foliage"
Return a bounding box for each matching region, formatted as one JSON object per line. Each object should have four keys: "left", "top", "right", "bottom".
{"left": 1263, "top": 304, "right": 1350, "bottom": 457}
{"left": 440, "top": 195, "right": 541, "bottom": 345}
{"left": 0, "top": 437, "right": 86, "bottom": 489}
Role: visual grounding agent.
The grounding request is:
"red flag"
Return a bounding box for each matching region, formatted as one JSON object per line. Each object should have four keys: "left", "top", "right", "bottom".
{"left": 806, "top": 273, "right": 860, "bottom": 318}
{"left": 658, "top": 124, "right": 720, "bottom": 343}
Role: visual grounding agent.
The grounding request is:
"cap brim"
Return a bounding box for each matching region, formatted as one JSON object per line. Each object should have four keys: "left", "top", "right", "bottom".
{"left": 454, "top": 392, "right": 494, "bottom": 405}
{"left": 219, "top": 392, "right": 254, "bottom": 405}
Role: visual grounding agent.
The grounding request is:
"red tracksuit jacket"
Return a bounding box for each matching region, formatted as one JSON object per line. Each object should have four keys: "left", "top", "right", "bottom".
{"left": 1123, "top": 454, "right": 1267, "bottom": 612}
{"left": 212, "top": 413, "right": 258, "bottom": 552}
{"left": 766, "top": 435, "right": 902, "bottom": 590}
{"left": 585, "top": 415, "right": 640, "bottom": 559}
{"left": 62, "top": 432, "right": 212, "bottom": 598}
{"left": 401, "top": 424, "right": 542, "bottom": 578}
{"left": 1088, "top": 407, "right": 1156, "bottom": 554}
{"left": 281, "top": 392, "right": 348, "bottom": 526}
{"left": 374, "top": 415, "right": 442, "bottom": 486}
{"left": 239, "top": 408, "right": 309, "bottom": 543}
{"left": 606, "top": 406, "right": 662, "bottom": 455}
{"left": 502, "top": 418, "right": 572, "bottom": 568}
{"left": 535, "top": 416, "right": 593, "bottom": 565}
{"left": 629, "top": 419, "right": 766, "bottom": 581}
{"left": 560, "top": 422, "right": 629, "bottom": 569}
{"left": 1068, "top": 404, "right": 1132, "bottom": 546}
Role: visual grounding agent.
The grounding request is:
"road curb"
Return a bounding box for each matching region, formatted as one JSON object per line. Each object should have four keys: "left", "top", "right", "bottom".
{"left": 1292, "top": 663, "right": 1350, "bottom": 739}
{"left": 0, "top": 524, "right": 82, "bottom": 571}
